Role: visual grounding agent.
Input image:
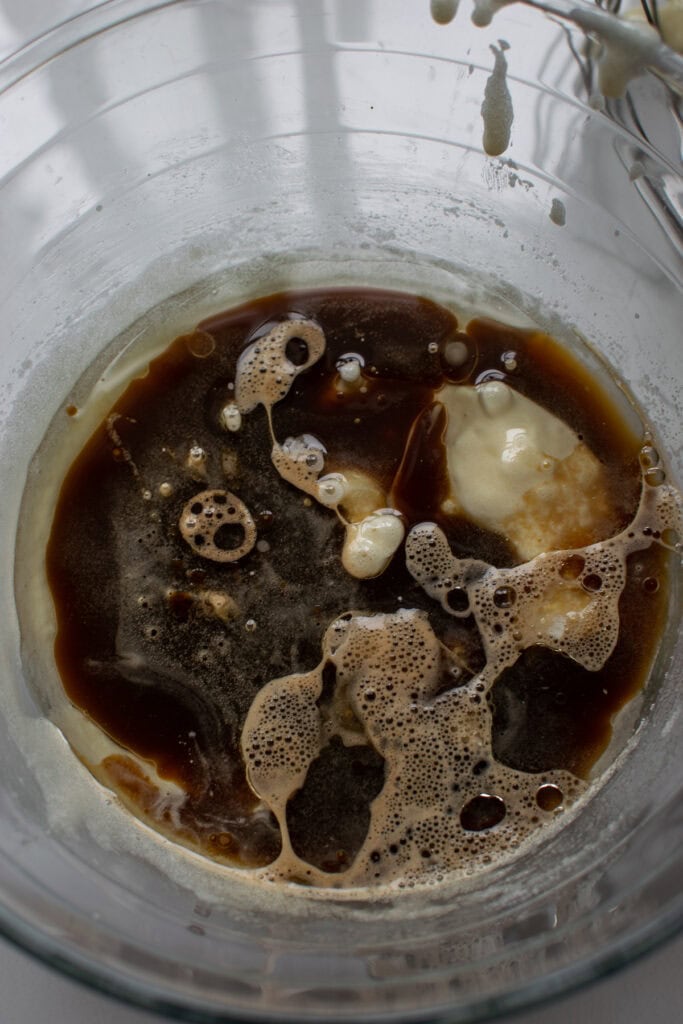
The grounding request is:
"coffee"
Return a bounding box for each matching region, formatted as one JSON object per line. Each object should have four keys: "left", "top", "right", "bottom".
{"left": 44, "top": 287, "right": 680, "bottom": 887}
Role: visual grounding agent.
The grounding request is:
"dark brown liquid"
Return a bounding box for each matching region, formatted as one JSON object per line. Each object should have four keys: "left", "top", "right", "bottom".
{"left": 46, "top": 287, "right": 668, "bottom": 871}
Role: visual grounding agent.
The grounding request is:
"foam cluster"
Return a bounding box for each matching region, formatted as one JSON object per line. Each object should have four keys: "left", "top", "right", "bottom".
{"left": 242, "top": 607, "right": 585, "bottom": 887}
{"left": 406, "top": 468, "right": 682, "bottom": 681}
{"left": 235, "top": 318, "right": 330, "bottom": 501}
{"left": 271, "top": 434, "right": 327, "bottom": 499}
{"left": 47, "top": 285, "right": 683, "bottom": 893}
{"left": 179, "top": 489, "right": 256, "bottom": 563}
{"left": 239, "top": 458, "right": 680, "bottom": 888}
{"left": 234, "top": 319, "right": 325, "bottom": 416}
{"left": 236, "top": 319, "right": 404, "bottom": 581}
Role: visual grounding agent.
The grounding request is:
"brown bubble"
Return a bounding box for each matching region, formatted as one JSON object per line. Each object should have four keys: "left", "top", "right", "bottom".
{"left": 460, "top": 794, "right": 506, "bottom": 831}
{"left": 639, "top": 444, "right": 659, "bottom": 470}
{"left": 167, "top": 590, "right": 194, "bottom": 623}
{"left": 446, "top": 588, "right": 470, "bottom": 615}
{"left": 284, "top": 336, "right": 310, "bottom": 366}
{"left": 536, "top": 784, "right": 563, "bottom": 812}
{"left": 185, "top": 330, "right": 216, "bottom": 359}
{"left": 560, "top": 554, "right": 586, "bottom": 580}
{"left": 493, "top": 586, "right": 516, "bottom": 608}
{"left": 645, "top": 467, "right": 666, "bottom": 487}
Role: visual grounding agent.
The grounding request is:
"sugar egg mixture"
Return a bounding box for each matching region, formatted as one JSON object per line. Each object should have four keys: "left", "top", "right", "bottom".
{"left": 46, "top": 288, "right": 681, "bottom": 889}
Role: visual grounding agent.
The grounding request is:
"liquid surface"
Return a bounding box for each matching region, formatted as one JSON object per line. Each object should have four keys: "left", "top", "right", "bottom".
{"left": 46, "top": 288, "right": 680, "bottom": 888}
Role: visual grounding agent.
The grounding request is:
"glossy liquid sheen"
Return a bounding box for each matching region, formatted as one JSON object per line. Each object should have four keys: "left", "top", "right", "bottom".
{"left": 46, "top": 288, "right": 677, "bottom": 888}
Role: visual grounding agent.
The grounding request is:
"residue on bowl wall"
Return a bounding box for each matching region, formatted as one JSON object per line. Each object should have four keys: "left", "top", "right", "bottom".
{"left": 481, "top": 41, "right": 513, "bottom": 157}
{"left": 471, "top": 0, "right": 514, "bottom": 29}
{"left": 549, "top": 198, "right": 567, "bottom": 226}
{"left": 431, "top": 0, "right": 683, "bottom": 107}
{"left": 430, "top": 0, "right": 460, "bottom": 25}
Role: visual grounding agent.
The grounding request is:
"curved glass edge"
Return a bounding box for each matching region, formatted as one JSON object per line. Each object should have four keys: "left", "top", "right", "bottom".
{"left": 1, "top": 0, "right": 683, "bottom": 94}
{"left": 0, "top": 885, "right": 682, "bottom": 1024}
{"left": 0, "top": 1, "right": 682, "bottom": 1022}
{"left": 0, "top": 0, "right": 184, "bottom": 91}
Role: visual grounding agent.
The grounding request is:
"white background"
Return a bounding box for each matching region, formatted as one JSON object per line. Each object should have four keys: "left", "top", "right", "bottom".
{"left": 1, "top": 1, "right": 682, "bottom": 1020}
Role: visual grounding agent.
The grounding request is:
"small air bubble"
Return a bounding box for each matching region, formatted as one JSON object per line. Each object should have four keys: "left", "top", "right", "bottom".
{"left": 444, "top": 340, "right": 469, "bottom": 368}
{"left": 645, "top": 467, "right": 666, "bottom": 486}
{"left": 493, "top": 585, "right": 516, "bottom": 608}
{"left": 220, "top": 402, "right": 242, "bottom": 432}
{"left": 460, "top": 795, "right": 506, "bottom": 832}
{"left": 336, "top": 353, "right": 364, "bottom": 383}
{"left": 536, "top": 784, "right": 563, "bottom": 812}
{"left": 285, "top": 337, "right": 309, "bottom": 366}
{"left": 446, "top": 588, "right": 469, "bottom": 615}
{"left": 640, "top": 444, "right": 660, "bottom": 470}
{"left": 186, "top": 331, "right": 216, "bottom": 359}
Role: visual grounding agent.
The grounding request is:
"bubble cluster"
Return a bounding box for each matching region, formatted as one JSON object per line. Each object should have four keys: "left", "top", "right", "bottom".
{"left": 242, "top": 608, "right": 584, "bottom": 887}
{"left": 230, "top": 318, "right": 681, "bottom": 885}
{"left": 46, "top": 285, "right": 682, "bottom": 892}
{"left": 406, "top": 469, "right": 683, "bottom": 682}
{"left": 179, "top": 489, "right": 256, "bottom": 563}
{"left": 238, "top": 319, "right": 406, "bottom": 582}
{"left": 271, "top": 434, "right": 327, "bottom": 498}
{"left": 234, "top": 319, "right": 325, "bottom": 416}
{"left": 238, "top": 456, "right": 681, "bottom": 887}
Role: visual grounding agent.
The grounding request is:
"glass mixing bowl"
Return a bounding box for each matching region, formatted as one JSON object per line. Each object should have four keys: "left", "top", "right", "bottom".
{"left": 1, "top": 1, "right": 682, "bottom": 1020}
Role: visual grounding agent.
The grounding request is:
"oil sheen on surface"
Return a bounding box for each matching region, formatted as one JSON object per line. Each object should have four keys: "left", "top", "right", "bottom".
{"left": 46, "top": 288, "right": 679, "bottom": 888}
